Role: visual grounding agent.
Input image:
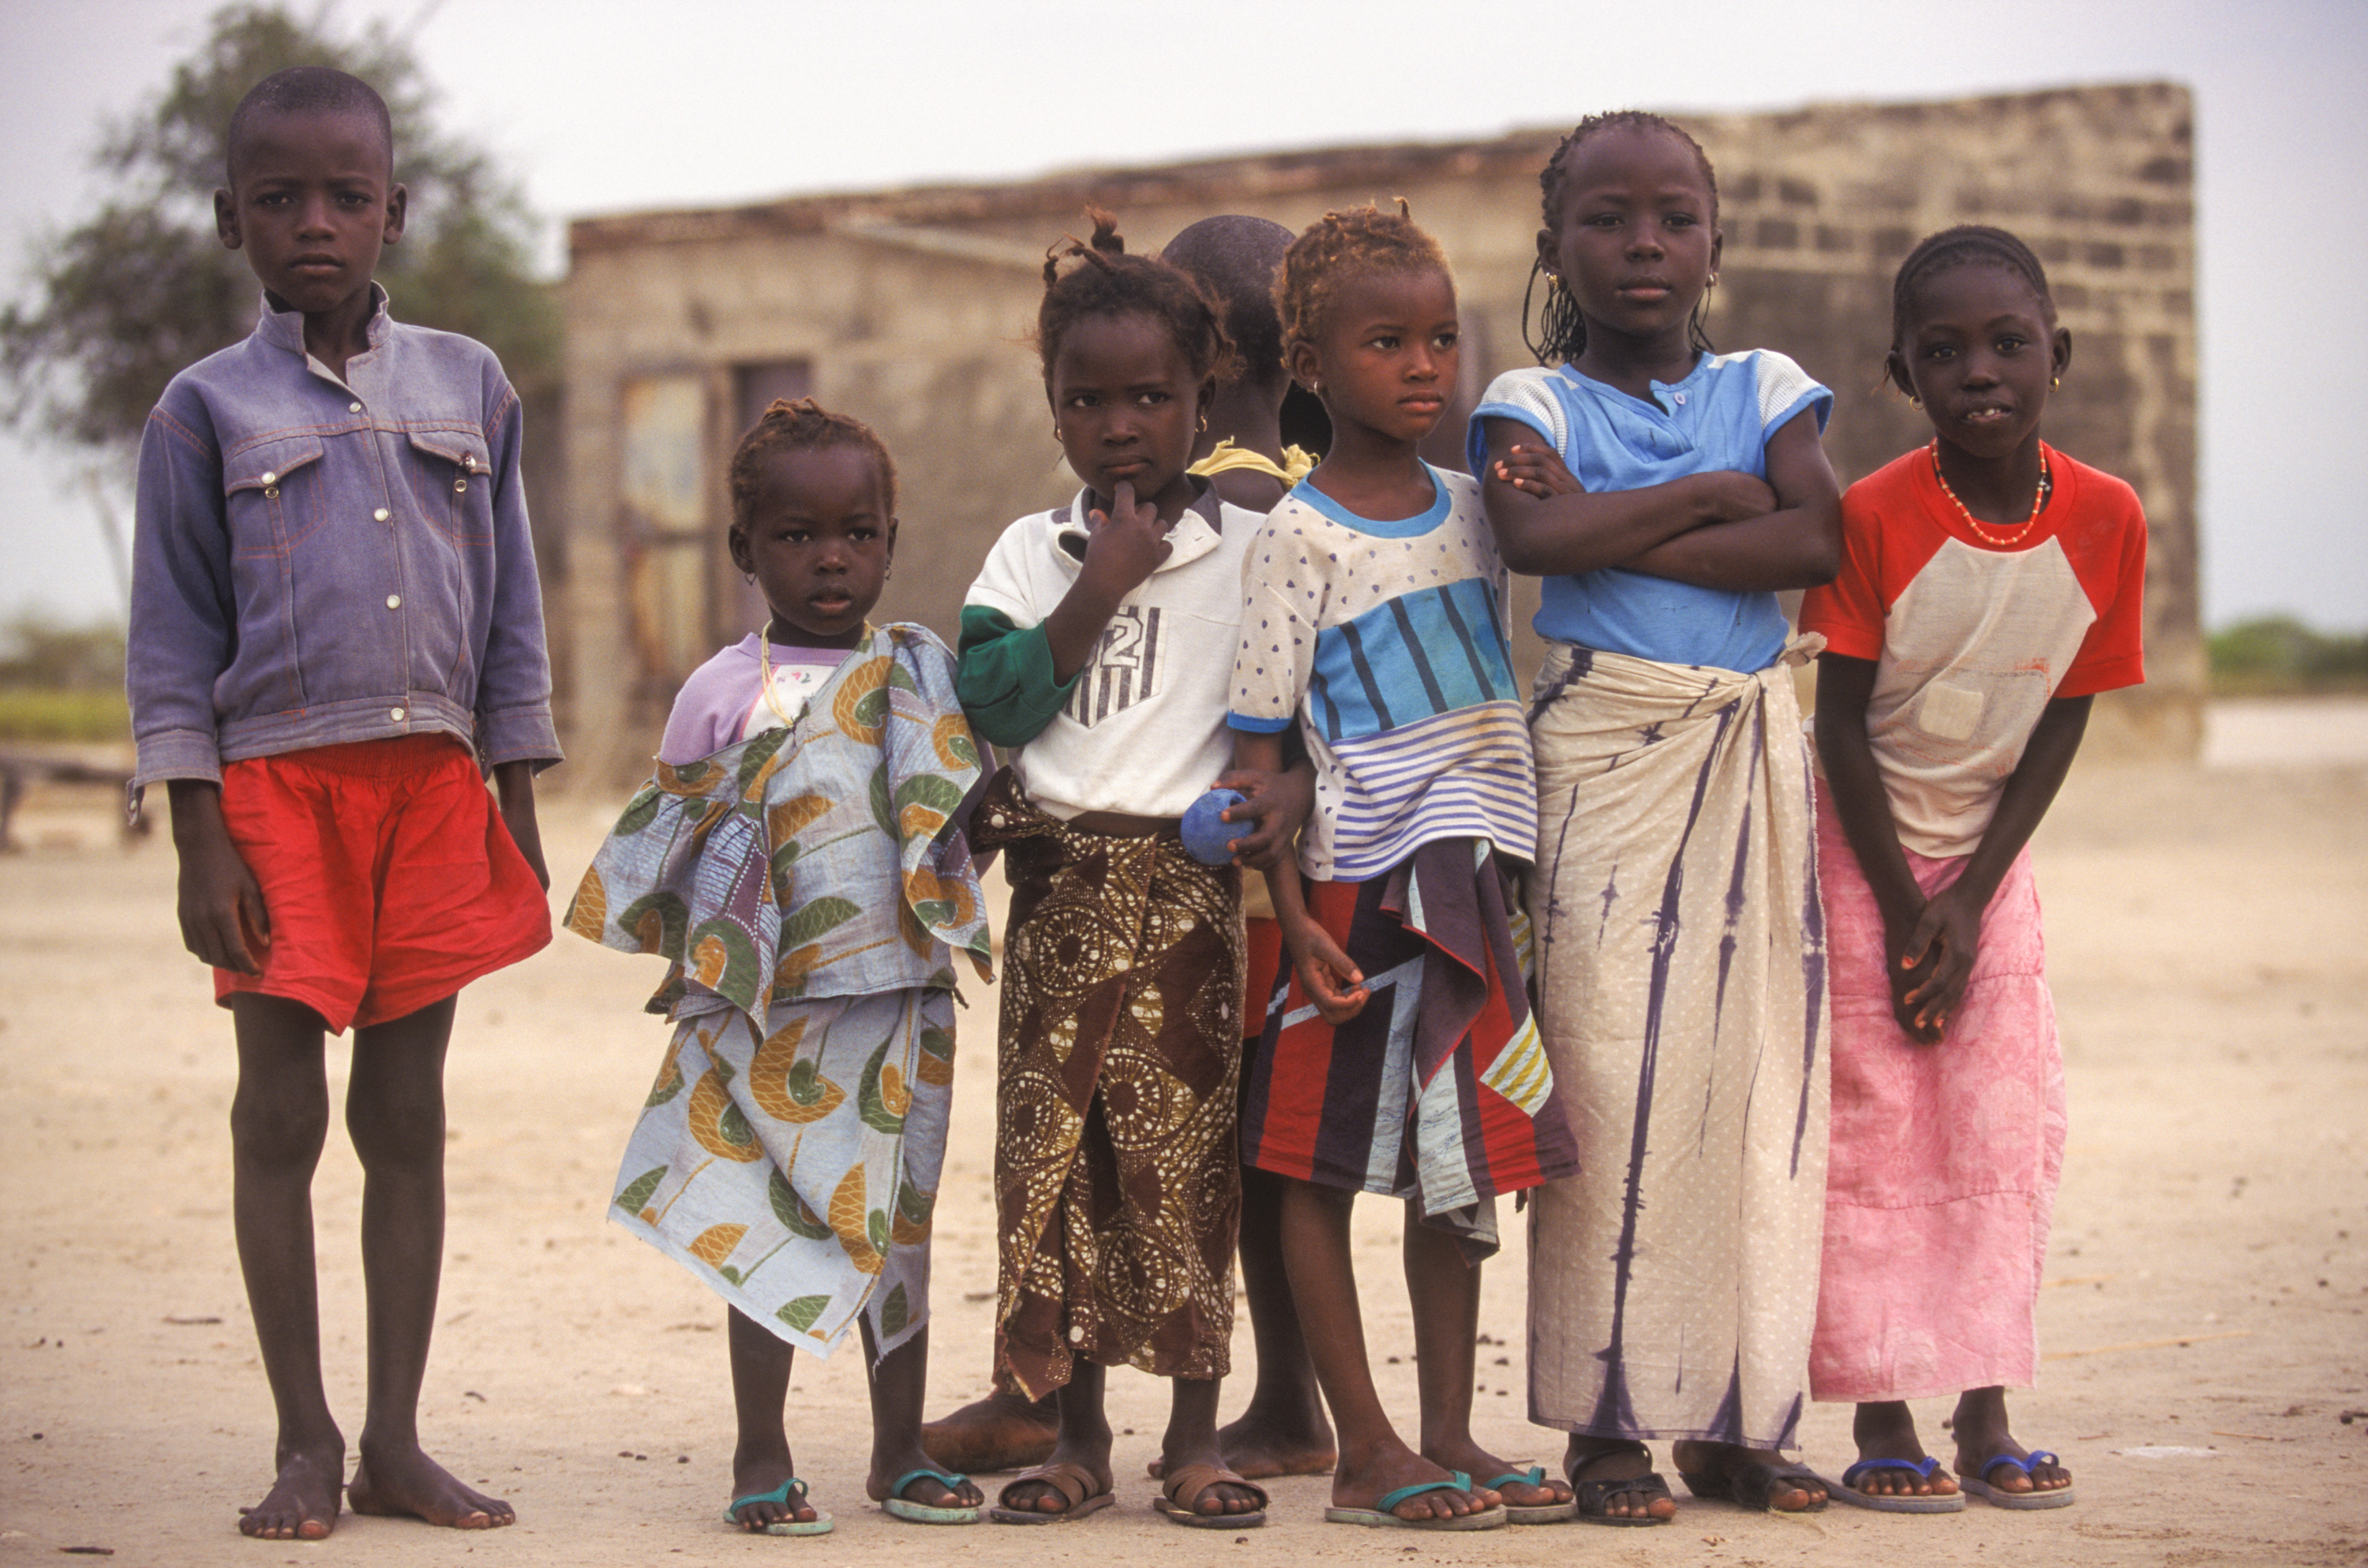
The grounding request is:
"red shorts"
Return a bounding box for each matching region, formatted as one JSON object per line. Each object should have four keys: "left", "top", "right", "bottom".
{"left": 213, "top": 735, "right": 550, "bottom": 1034}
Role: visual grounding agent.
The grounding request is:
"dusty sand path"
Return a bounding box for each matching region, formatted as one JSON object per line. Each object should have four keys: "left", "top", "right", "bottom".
{"left": 3, "top": 717, "right": 2364, "bottom": 1565}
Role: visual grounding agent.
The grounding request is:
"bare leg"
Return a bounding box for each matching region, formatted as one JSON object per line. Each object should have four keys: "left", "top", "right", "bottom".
{"left": 1952, "top": 1387, "right": 2071, "bottom": 1496}
{"left": 227, "top": 994, "right": 343, "bottom": 1540}
{"left": 1403, "top": 1211, "right": 1569, "bottom": 1512}
{"left": 720, "top": 1307, "right": 817, "bottom": 1529}
{"left": 1277, "top": 1180, "right": 1494, "bottom": 1521}
{"left": 1846, "top": 1401, "right": 1960, "bottom": 1499}
{"left": 1206, "top": 1166, "right": 1335, "bottom": 1476}
{"left": 860, "top": 1320, "right": 982, "bottom": 1512}
{"left": 339, "top": 997, "right": 512, "bottom": 1529}
{"left": 999, "top": 1360, "right": 1113, "bottom": 1515}
{"left": 1156, "top": 1377, "right": 1265, "bottom": 1516}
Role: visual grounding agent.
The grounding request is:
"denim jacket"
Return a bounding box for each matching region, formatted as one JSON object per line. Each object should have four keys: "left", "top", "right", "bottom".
{"left": 129, "top": 287, "right": 560, "bottom": 799}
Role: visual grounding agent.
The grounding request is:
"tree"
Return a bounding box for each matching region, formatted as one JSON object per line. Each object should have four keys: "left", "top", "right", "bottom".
{"left": 0, "top": 3, "right": 560, "bottom": 452}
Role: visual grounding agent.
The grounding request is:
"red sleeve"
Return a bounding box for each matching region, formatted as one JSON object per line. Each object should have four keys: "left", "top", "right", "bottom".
{"left": 2055, "top": 468, "right": 2148, "bottom": 699}
{"left": 1799, "top": 474, "right": 1892, "bottom": 661}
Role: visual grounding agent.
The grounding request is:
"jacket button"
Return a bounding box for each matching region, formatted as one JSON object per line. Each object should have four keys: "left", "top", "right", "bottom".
{"left": 385, "top": 594, "right": 401, "bottom": 610}
{"left": 389, "top": 707, "right": 406, "bottom": 723}
{"left": 349, "top": 402, "right": 362, "bottom": 412}
{"left": 373, "top": 507, "right": 390, "bottom": 522}
{"left": 260, "top": 471, "right": 276, "bottom": 485}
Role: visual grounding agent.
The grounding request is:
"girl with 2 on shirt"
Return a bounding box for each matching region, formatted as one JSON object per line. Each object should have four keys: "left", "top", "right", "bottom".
{"left": 570, "top": 400, "right": 994, "bottom": 1534}
{"left": 1229, "top": 204, "right": 1580, "bottom": 1531}
{"left": 955, "top": 212, "right": 1280, "bottom": 1529}
{"left": 1471, "top": 111, "right": 1844, "bottom": 1524}
{"left": 1802, "top": 227, "right": 2141, "bottom": 1514}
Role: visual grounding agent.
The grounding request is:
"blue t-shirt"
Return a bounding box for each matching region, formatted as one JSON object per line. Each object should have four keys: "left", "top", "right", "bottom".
{"left": 1466, "top": 349, "right": 1831, "bottom": 672}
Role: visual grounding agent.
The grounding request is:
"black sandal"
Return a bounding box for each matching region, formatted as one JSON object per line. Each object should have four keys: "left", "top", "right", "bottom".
{"left": 1677, "top": 1459, "right": 1830, "bottom": 1513}
{"left": 1568, "top": 1441, "right": 1673, "bottom": 1527}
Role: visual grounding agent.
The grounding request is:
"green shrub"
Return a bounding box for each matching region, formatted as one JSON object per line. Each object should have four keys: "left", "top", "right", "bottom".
{"left": 2208, "top": 616, "right": 2368, "bottom": 694}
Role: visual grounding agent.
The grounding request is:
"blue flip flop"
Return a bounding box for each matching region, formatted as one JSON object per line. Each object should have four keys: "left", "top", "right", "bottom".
{"left": 883, "top": 1467, "right": 983, "bottom": 1525}
{"left": 725, "top": 1476, "right": 834, "bottom": 1535}
{"left": 1480, "top": 1465, "right": 1577, "bottom": 1524}
{"left": 1325, "top": 1470, "right": 1508, "bottom": 1530}
{"left": 1960, "top": 1450, "right": 2075, "bottom": 1510}
{"left": 1834, "top": 1455, "right": 1967, "bottom": 1513}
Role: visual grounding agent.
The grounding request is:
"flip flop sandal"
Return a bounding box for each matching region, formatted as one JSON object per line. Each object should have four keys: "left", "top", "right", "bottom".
{"left": 1678, "top": 1460, "right": 1830, "bottom": 1513}
{"left": 1569, "top": 1442, "right": 1673, "bottom": 1527}
{"left": 1153, "top": 1461, "right": 1268, "bottom": 1529}
{"left": 882, "top": 1467, "right": 983, "bottom": 1525}
{"left": 724, "top": 1477, "right": 834, "bottom": 1535}
{"left": 1480, "top": 1465, "right": 1576, "bottom": 1524}
{"left": 1324, "top": 1470, "right": 1508, "bottom": 1530}
{"left": 1834, "top": 1456, "right": 1967, "bottom": 1513}
{"left": 1960, "top": 1450, "right": 2076, "bottom": 1510}
{"left": 989, "top": 1461, "right": 1115, "bottom": 1525}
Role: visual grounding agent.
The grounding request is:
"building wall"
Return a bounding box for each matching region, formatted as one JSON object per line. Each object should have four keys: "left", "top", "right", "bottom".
{"left": 561, "top": 82, "right": 2197, "bottom": 784}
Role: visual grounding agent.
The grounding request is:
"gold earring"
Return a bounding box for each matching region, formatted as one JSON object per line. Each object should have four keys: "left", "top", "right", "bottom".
{"left": 1546, "top": 272, "right": 1561, "bottom": 291}
{"left": 1311, "top": 379, "right": 1322, "bottom": 396}
{"left": 1197, "top": 414, "right": 1208, "bottom": 432}
{"left": 1909, "top": 395, "right": 1922, "bottom": 409}
{"left": 1707, "top": 271, "right": 1719, "bottom": 286}
{"left": 2051, "top": 376, "right": 2061, "bottom": 387}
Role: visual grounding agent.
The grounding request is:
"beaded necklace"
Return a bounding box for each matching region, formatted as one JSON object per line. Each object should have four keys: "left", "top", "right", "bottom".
{"left": 1930, "top": 440, "right": 2052, "bottom": 548}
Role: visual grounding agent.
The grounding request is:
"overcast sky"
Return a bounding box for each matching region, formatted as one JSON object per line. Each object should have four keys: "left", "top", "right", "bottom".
{"left": 3, "top": 0, "right": 2362, "bottom": 631}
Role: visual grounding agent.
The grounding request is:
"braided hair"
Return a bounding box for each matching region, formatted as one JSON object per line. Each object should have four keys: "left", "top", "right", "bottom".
{"left": 1036, "top": 208, "right": 1235, "bottom": 387}
{"left": 1272, "top": 200, "right": 1452, "bottom": 356}
{"left": 727, "top": 398, "right": 897, "bottom": 534}
{"left": 1523, "top": 110, "right": 1721, "bottom": 367}
{"left": 1890, "top": 226, "right": 2058, "bottom": 360}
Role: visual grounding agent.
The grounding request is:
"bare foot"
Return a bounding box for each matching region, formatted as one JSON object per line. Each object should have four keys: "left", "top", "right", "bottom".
{"left": 1566, "top": 1436, "right": 1675, "bottom": 1523}
{"left": 1426, "top": 1437, "right": 1571, "bottom": 1512}
{"left": 346, "top": 1443, "right": 513, "bottom": 1530}
{"left": 723, "top": 1446, "right": 819, "bottom": 1532}
{"left": 1147, "top": 1402, "right": 1336, "bottom": 1480}
{"left": 921, "top": 1390, "right": 1058, "bottom": 1475}
{"left": 1333, "top": 1443, "right": 1499, "bottom": 1522}
{"left": 866, "top": 1445, "right": 984, "bottom": 1513}
{"left": 238, "top": 1443, "right": 343, "bottom": 1540}
{"left": 1845, "top": 1401, "right": 1960, "bottom": 1499}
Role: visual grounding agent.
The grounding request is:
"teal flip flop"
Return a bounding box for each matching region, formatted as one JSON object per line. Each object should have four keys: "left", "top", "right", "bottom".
{"left": 1481, "top": 1465, "right": 1577, "bottom": 1524}
{"left": 1325, "top": 1470, "right": 1509, "bottom": 1530}
{"left": 725, "top": 1477, "right": 834, "bottom": 1535}
{"left": 883, "top": 1467, "right": 983, "bottom": 1525}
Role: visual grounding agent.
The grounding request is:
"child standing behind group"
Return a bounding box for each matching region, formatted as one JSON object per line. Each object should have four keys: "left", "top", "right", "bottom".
{"left": 1231, "top": 204, "right": 1579, "bottom": 1531}
{"left": 956, "top": 212, "right": 1272, "bottom": 1528}
{"left": 129, "top": 67, "right": 555, "bottom": 1541}
{"left": 1804, "top": 226, "right": 2141, "bottom": 1514}
{"left": 572, "top": 400, "right": 994, "bottom": 1534}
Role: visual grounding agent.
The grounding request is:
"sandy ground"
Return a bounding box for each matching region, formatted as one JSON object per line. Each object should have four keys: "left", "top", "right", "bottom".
{"left": 3, "top": 700, "right": 2366, "bottom": 1566}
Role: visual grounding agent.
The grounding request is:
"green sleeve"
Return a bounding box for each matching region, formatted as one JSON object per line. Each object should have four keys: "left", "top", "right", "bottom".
{"left": 956, "top": 604, "right": 1078, "bottom": 748}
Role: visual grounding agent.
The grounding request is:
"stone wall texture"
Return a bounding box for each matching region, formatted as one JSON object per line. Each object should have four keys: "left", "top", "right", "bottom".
{"left": 561, "top": 82, "right": 2198, "bottom": 783}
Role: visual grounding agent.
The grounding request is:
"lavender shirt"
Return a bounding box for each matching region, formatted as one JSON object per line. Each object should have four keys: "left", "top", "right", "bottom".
{"left": 658, "top": 634, "right": 850, "bottom": 765}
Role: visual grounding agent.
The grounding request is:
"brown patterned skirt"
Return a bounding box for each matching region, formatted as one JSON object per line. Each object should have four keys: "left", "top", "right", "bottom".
{"left": 971, "top": 772, "right": 1244, "bottom": 1398}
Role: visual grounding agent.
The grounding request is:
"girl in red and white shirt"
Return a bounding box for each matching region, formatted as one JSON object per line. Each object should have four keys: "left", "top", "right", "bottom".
{"left": 1800, "top": 226, "right": 2145, "bottom": 1514}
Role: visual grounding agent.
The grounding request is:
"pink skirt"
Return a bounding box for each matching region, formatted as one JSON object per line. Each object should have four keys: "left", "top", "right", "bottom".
{"left": 1807, "top": 791, "right": 2066, "bottom": 1403}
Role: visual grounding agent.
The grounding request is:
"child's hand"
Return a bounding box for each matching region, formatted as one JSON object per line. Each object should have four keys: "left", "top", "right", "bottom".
{"left": 493, "top": 760, "right": 551, "bottom": 891}
{"left": 1698, "top": 470, "right": 1782, "bottom": 523}
{"left": 1492, "top": 442, "right": 1583, "bottom": 499}
{"left": 1210, "top": 762, "right": 1313, "bottom": 871}
{"left": 1079, "top": 480, "right": 1172, "bottom": 601}
{"left": 1282, "top": 910, "right": 1368, "bottom": 1025}
{"left": 1892, "top": 883, "right": 1984, "bottom": 1043}
{"left": 167, "top": 780, "right": 269, "bottom": 975}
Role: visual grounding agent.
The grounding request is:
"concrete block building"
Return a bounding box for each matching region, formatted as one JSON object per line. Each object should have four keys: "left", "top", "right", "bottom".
{"left": 558, "top": 82, "right": 2199, "bottom": 783}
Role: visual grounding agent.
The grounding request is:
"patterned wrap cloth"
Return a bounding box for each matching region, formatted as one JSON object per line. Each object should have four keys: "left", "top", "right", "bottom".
{"left": 1242, "top": 838, "right": 1576, "bottom": 1262}
{"left": 971, "top": 772, "right": 1246, "bottom": 1399}
{"left": 568, "top": 623, "right": 992, "bottom": 1357}
{"left": 1523, "top": 636, "right": 1832, "bottom": 1450}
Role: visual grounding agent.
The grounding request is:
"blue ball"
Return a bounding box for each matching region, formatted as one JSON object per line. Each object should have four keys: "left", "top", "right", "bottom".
{"left": 1180, "top": 788, "right": 1247, "bottom": 866}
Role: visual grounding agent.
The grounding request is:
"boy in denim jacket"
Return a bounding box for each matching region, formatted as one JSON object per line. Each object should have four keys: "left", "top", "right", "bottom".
{"left": 127, "top": 67, "right": 555, "bottom": 1540}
